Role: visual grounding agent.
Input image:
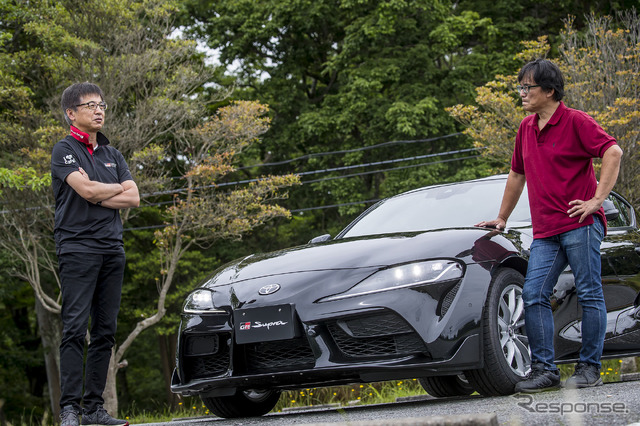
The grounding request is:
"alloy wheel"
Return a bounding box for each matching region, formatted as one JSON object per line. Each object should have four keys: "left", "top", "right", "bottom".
{"left": 497, "top": 284, "right": 530, "bottom": 376}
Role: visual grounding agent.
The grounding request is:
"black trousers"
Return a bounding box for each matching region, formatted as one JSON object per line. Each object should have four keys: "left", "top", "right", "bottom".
{"left": 58, "top": 252, "right": 126, "bottom": 412}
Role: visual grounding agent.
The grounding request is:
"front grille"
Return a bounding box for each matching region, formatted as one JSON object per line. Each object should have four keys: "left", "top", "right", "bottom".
{"left": 184, "top": 350, "right": 230, "bottom": 381}
{"left": 327, "top": 312, "right": 426, "bottom": 358}
{"left": 439, "top": 281, "right": 461, "bottom": 318}
{"left": 183, "top": 332, "right": 230, "bottom": 381}
{"left": 336, "top": 313, "right": 413, "bottom": 337}
{"left": 244, "top": 337, "right": 315, "bottom": 373}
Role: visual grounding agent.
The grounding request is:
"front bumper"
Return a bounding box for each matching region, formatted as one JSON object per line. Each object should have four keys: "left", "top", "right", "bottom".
{"left": 172, "top": 263, "right": 492, "bottom": 396}
{"left": 171, "top": 333, "right": 481, "bottom": 397}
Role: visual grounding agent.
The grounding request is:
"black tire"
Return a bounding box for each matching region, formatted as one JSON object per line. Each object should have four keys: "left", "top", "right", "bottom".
{"left": 465, "top": 268, "right": 530, "bottom": 396}
{"left": 201, "top": 389, "right": 281, "bottom": 418}
{"left": 419, "top": 374, "right": 474, "bottom": 397}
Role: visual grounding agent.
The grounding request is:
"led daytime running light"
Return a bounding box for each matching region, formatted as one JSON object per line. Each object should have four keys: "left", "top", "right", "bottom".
{"left": 183, "top": 289, "right": 226, "bottom": 314}
{"left": 320, "top": 260, "right": 463, "bottom": 302}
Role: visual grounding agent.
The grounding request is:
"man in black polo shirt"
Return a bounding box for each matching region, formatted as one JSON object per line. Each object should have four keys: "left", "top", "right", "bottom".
{"left": 51, "top": 82, "right": 139, "bottom": 426}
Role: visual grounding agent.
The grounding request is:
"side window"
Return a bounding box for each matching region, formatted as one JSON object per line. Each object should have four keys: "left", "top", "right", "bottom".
{"left": 606, "top": 193, "right": 634, "bottom": 228}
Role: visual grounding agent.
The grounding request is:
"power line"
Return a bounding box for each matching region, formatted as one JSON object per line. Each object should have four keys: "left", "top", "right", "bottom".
{"left": 1, "top": 147, "right": 481, "bottom": 218}
{"left": 0, "top": 147, "right": 480, "bottom": 215}
{"left": 165, "top": 132, "right": 466, "bottom": 180}
{"left": 291, "top": 199, "right": 380, "bottom": 213}
{"left": 142, "top": 147, "right": 480, "bottom": 198}
{"left": 302, "top": 154, "right": 480, "bottom": 184}
{"left": 235, "top": 133, "right": 464, "bottom": 170}
{"left": 123, "top": 153, "right": 482, "bottom": 231}
{"left": 129, "top": 152, "right": 481, "bottom": 209}
{"left": 124, "top": 199, "right": 382, "bottom": 232}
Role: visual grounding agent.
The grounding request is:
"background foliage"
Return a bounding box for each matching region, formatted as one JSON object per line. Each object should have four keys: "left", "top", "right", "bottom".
{"left": 0, "top": 0, "right": 638, "bottom": 422}
{"left": 448, "top": 11, "right": 640, "bottom": 206}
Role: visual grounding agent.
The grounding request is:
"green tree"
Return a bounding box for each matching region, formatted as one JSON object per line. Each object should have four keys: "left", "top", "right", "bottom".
{"left": 0, "top": 0, "right": 297, "bottom": 418}
{"left": 0, "top": 254, "right": 51, "bottom": 424}
{"left": 105, "top": 101, "right": 298, "bottom": 413}
{"left": 561, "top": 11, "right": 640, "bottom": 204}
{"left": 448, "top": 11, "right": 640, "bottom": 204}
{"left": 183, "top": 0, "right": 500, "bottom": 223}
{"left": 455, "top": 0, "right": 639, "bottom": 53}
{"left": 182, "top": 1, "right": 636, "bottom": 244}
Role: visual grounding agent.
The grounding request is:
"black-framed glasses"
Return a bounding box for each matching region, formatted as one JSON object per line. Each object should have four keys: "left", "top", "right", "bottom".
{"left": 75, "top": 101, "right": 108, "bottom": 111}
{"left": 516, "top": 84, "right": 541, "bottom": 94}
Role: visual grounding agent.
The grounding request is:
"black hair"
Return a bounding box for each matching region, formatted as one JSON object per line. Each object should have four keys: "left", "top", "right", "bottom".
{"left": 61, "top": 82, "right": 105, "bottom": 125}
{"left": 518, "top": 59, "right": 564, "bottom": 102}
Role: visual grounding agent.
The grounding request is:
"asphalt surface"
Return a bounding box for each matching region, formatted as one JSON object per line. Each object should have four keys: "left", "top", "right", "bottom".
{"left": 134, "top": 378, "right": 640, "bottom": 426}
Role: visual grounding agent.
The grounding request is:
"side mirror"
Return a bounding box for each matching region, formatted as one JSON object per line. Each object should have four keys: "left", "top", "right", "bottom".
{"left": 308, "top": 234, "right": 331, "bottom": 244}
{"left": 603, "top": 199, "right": 619, "bottom": 222}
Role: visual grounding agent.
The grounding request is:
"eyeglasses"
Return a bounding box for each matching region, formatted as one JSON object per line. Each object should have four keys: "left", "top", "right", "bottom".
{"left": 516, "top": 84, "right": 541, "bottom": 94}
{"left": 75, "top": 101, "right": 108, "bottom": 111}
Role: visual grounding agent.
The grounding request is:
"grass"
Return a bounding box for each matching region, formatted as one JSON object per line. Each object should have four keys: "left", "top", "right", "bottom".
{"left": 6, "top": 358, "right": 636, "bottom": 425}
{"left": 128, "top": 358, "right": 632, "bottom": 422}
{"left": 273, "top": 379, "right": 428, "bottom": 412}
{"left": 558, "top": 358, "right": 626, "bottom": 383}
{"left": 116, "top": 380, "right": 429, "bottom": 422}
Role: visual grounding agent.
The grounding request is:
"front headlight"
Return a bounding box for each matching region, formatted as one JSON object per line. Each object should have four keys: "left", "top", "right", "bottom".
{"left": 319, "top": 259, "right": 463, "bottom": 302}
{"left": 183, "top": 289, "right": 226, "bottom": 314}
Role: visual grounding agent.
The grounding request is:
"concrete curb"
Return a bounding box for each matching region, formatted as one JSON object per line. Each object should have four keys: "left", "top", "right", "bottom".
{"left": 620, "top": 372, "right": 640, "bottom": 382}
{"left": 282, "top": 403, "right": 341, "bottom": 412}
{"left": 300, "top": 413, "right": 498, "bottom": 425}
{"left": 395, "top": 395, "right": 437, "bottom": 403}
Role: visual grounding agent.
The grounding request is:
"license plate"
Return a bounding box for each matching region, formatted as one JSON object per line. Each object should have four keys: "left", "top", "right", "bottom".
{"left": 234, "top": 304, "right": 298, "bottom": 344}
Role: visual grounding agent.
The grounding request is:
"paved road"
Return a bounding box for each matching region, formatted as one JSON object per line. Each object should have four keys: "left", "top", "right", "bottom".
{"left": 135, "top": 379, "right": 640, "bottom": 426}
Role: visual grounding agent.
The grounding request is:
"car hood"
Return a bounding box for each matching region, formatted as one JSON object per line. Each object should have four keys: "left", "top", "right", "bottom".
{"left": 203, "top": 227, "right": 525, "bottom": 288}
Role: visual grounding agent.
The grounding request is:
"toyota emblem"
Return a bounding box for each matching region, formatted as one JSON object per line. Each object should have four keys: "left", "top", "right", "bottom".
{"left": 258, "top": 284, "right": 281, "bottom": 295}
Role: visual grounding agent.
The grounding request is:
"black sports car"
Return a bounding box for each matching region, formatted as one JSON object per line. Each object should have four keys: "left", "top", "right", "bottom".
{"left": 171, "top": 175, "right": 640, "bottom": 418}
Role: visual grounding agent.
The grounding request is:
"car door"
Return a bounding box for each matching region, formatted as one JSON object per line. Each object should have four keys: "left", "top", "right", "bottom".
{"left": 553, "top": 192, "right": 640, "bottom": 359}
{"left": 601, "top": 192, "right": 640, "bottom": 352}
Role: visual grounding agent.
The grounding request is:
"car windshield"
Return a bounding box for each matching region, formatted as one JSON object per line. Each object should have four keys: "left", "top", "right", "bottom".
{"left": 340, "top": 177, "right": 531, "bottom": 238}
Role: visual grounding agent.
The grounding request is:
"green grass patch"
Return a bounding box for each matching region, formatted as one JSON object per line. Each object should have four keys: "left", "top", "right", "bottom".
{"left": 122, "top": 358, "right": 634, "bottom": 423}
{"left": 273, "top": 379, "right": 428, "bottom": 412}
{"left": 14, "top": 358, "right": 632, "bottom": 425}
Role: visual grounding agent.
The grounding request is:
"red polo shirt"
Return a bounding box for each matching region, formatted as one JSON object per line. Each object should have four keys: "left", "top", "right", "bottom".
{"left": 511, "top": 102, "right": 617, "bottom": 239}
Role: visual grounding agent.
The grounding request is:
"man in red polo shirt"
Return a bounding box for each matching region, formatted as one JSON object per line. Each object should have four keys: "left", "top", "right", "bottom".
{"left": 477, "top": 59, "right": 622, "bottom": 392}
{"left": 51, "top": 82, "right": 139, "bottom": 426}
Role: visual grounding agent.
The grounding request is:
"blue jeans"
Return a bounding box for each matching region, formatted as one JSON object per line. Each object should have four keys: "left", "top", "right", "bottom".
{"left": 523, "top": 217, "right": 606, "bottom": 370}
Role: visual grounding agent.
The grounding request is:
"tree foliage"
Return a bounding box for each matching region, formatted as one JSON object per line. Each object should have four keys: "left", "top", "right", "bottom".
{"left": 446, "top": 37, "right": 550, "bottom": 169}
{"left": 183, "top": 0, "right": 502, "bottom": 223}
{"left": 561, "top": 11, "right": 640, "bottom": 204}
{"left": 106, "top": 100, "right": 298, "bottom": 413}
{"left": 448, "top": 11, "right": 640, "bottom": 204}
{"left": 0, "top": 0, "right": 297, "bottom": 418}
{"left": 2, "top": 0, "right": 639, "bottom": 420}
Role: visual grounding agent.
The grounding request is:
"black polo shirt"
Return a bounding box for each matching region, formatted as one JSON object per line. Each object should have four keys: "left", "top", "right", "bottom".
{"left": 51, "top": 133, "right": 133, "bottom": 255}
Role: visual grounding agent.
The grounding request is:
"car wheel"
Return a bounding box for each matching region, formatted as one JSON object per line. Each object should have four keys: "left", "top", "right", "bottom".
{"left": 419, "top": 374, "right": 474, "bottom": 397}
{"left": 201, "top": 389, "right": 281, "bottom": 418}
{"left": 465, "top": 268, "right": 530, "bottom": 396}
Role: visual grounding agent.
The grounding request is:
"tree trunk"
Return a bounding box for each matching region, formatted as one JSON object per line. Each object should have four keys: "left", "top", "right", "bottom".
{"left": 103, "top": 349, "right": 119, "bottom": 415}
{"left": 34, "top": 297, "right": 62, "bottom": 420}
{"left": 101, "top": 237, "right": 184, "bottom": 415}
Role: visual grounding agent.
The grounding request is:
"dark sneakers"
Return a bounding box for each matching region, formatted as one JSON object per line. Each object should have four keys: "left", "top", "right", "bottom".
{"left": 514, "top": 362, "right": 561, "bottom": 393}
{"left": 81, "top": 406, "right": 129, "bottom": 426}
{"left": 565, "top": 362, "right": 603, "bottom": 389}
{"left": 60, "top": 406, "right": 80, "bottom": 426}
